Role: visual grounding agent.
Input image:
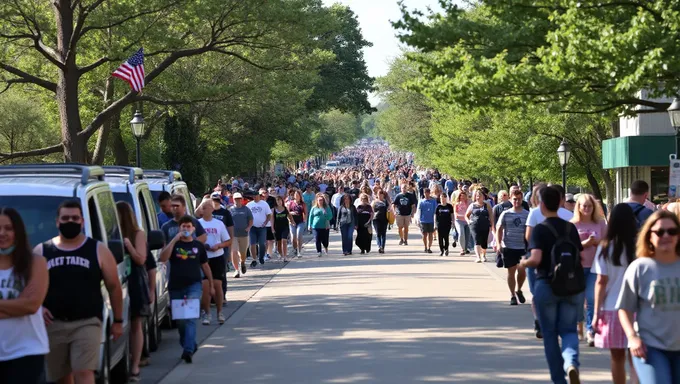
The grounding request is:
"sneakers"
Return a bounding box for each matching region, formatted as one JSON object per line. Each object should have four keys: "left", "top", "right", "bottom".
{"left": 510, "top": 296, "right": 518, "bottom": 306}
{"left": 445, "top": 250, "right": 449, "bottom": 256}
{"left": 586, "top": 331, "right": 595, "bottom": 347}
{"left": 297, "top": 249, "right": 303, "bottom": 258}
{"left": 317, "top": 252, "right": 322, "bottom": 257}
{"left": 233, "top": 271, "right": 241, "bottom": 278}
{"left": 399, "top": 239, "right": 404, "bottom": 245}
{"left": 201, "top": 312, "right": 211, "bottom": 325}
{"left": 218, "top": 312, "right": 226, "bottom": 325}
{"left": 534, "top": 320, "right": 543, "bottom": 339}
{"left": 241, "top": 262, "right": 247, "bottom": 274}
{"left": 567, "top": 365, "right": 580, "bottom": 384}
{"left": 264, "top": 254, "right": 271, "bottom": 261}
{"left": 404, "top": 241, "right": 408, "bottom": 246}
{"left": 516, "top": 290, "right": 526, "bottom": 304}
{"left": 482, "top": 255, "right": 487, "bottom": 262}
{"left": 323, "top": 249, "right": 328, "bottom": 257}
{"left": 250, "top": 260, "right": 257, "bottom": 268}
{"left": 424, "top": 248, "right": 429, "bottom": 254}
{"left": 427, "top": 248, "right": 433, "bottom": 254}
{"left": 181, "top": 351, "right": 192, "bottom": 363}
{"left": 440, "top": 250, "right": 444, "bottom": 256}
{"left": 259, "top": 257, "right": 265, "bottom": 264}
{"left": 475, "top": 258, "right": 482, "bottom": 263}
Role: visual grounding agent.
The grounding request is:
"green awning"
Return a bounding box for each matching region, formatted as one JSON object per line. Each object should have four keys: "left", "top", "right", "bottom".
{"left": 602, "top": 135, "right": 676, "bottom": 169}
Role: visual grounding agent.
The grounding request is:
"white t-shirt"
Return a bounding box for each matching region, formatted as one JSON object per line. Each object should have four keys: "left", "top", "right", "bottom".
{"left": 593, "top": 245, "right": 630, "bottom": 311}
{"left": 331, "top": 193, "right": 344, "bottom": 210}
{"left": 526, "top": 207, "right": 574, "bottom": 227}
{"left": 199, "top": 217, "right": 230, "bottom": 258}
{"left": 246, "top": 200, "right": 272, "bottom": 228}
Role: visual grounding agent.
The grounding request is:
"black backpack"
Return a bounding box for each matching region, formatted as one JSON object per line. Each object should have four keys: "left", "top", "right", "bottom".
{"left": 540, "top": 221, "right": 585, "bottom": 297}
{"left": 633, "top": 204, "right": 646, "bottom": 230}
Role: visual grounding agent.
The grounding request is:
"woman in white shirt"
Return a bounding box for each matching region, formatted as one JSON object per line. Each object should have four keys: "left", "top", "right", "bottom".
{"left": 0, "top": 208, "right": 49, "bottom": 384}
{"left": 592, "top": 203, "right": 638, "bottom": 384}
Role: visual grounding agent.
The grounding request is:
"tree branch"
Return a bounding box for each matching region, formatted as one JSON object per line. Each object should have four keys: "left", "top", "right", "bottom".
{"left": 79, "top": 56, "right": 112, "bottom": 75}
{"left": 0, "top": 62, "right": 57, "bottom": 92}
{"left": 0, "top": 142, "right": 63, "bottom": 162}
{"left": 78, "top": 1, "right": 183, "bottom": 39}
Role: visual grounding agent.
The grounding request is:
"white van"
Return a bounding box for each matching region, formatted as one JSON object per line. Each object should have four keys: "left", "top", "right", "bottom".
{"left": 325, "top": 161, "right": 340, "bottom": 170}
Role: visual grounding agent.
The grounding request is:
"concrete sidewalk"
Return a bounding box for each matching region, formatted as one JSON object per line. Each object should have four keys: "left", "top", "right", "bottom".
{"left": 160, "top": 225, "right": 614, "bottom": 384}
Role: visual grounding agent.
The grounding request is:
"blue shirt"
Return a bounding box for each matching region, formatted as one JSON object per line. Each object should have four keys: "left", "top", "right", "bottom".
{"left": 626, "top": 202, "right": 654, "bottom": 229}
{"left": 157, "top": 212, "right": 172, "bottom": 228}
{"left": 445, "top": 180, "right": 456, "bottom": 194}
{"left": 418, "top": 198, "right": 437, "bottom": 224}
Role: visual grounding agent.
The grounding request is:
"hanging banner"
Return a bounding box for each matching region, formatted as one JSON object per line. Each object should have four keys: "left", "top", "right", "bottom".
{"left": 669, "top": 155, "right": 680, "bottom": 198}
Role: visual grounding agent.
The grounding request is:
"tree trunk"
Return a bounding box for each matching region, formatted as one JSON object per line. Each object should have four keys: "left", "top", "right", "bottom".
{"left": 109, "top": 112, "right": 129, "bottom": 165}
{"left": 91, "top": 78, "right": 115, "bottom": 165}
{"left": 55, "top": 0, "right": 87, "bottom": 163}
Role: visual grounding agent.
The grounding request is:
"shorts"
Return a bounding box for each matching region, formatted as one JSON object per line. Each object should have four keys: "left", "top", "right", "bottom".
{"left": 233, "top": 236, "right": 249, "bottom": 259}
{"left": 290, "top": 222, "right": 305, "bottom": 239}
{"left": 502, "top": 248, "right": 526, "bottom": 268}
{"left": 275, "top": 228, "right": 290, "bottom": 241}
{"left": 0, "top": 354, "right": 46, "bottom": 384}
{"left": 266, "top": 226, "right": 275, "bottom": 241}
{"left": 594, "top": 310, "right": 628, "bottom": 349}
{"left": 46, "top": 317, "right": 102, "bottom": 381}
{"left": 420, "top": 222, "right": 435, "bottom": 233}
{"left": 396, "top": 215, "right": 411, "bottom": 228}
{"left": 206, "top": 256, "right": 226, "bottom": 281}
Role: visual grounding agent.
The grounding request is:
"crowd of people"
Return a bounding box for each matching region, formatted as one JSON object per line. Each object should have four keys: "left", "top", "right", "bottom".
{"left": 1, "top": 139, "right": 679, "bottom": 384}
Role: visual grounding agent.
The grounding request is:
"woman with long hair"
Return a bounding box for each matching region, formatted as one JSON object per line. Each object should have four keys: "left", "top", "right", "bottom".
{"left": 466, "top": 189, "right": 494, "bottom": 262}
{"left": 116, "top": 201, "right": 150, "bottom": 382}
{"left": 435, "top": 194, "right": 455, "bottom": 256}
{"left": 454, "top": 190, "right": 472, "bottom": 255}
{"left": 617, "top": 210, "right": 680, "bottom": 384}
{"left": 571, "top": 193, "right": 607, "bottom": 346}
{"left": 372, "top": 189, "right": 390, "bottom": 253}
{"left": 337, "top": 194, "right": 357, "bottom": 255}
{"left": 355, "top": 193, "right": 374, "bottom": 254}
{"left": 0, "top": 208, "right": 49, "bottom": 384}
{"left": 272, "top": 196, "right": 293, "bottom": 263}
{"left": 287, "top": 190, "right": 307, "bottom": 257}
{"left": 308, "top": 193, "right": 333, "bottom": 257}
{"left": 592, "top": 203, "right": 637, "bottom": 384}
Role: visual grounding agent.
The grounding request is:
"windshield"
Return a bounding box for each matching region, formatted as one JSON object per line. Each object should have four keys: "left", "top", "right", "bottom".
{"left": 0, "top": 196, "right": 67, "bottom": 246}
{"left": 150, "top": 190, "right": 162, "bottom": 216}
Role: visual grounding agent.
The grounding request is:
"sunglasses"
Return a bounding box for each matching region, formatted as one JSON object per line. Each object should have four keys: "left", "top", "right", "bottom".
{"left": 60, "top": 215, "right": 82, "bottom": 222}
{"left": 651, "top": 228, "right": 680, "bottom": 237}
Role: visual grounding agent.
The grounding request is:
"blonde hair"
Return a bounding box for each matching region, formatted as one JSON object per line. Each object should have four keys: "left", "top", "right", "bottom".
{"left": 637, "top": 210, "right": 680, "bottom": 257}
{"left": 572, "top": 194, "right": 605, "bottom": 223}
{"left": 312, "top": 192, "right": 328, "bottom": 208}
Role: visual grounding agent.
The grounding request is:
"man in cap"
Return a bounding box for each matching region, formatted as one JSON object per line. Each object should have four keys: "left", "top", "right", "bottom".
{"left": 229, "top": 193, "right": 253, "bottom": 278}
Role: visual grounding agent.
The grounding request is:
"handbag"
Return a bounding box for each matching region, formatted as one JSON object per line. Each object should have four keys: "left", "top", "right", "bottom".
{"left": 367, "top": 222, "right": 373, "bottom": 235}
{"left": 387, "top": 211, "right": 396, "bottom": 225}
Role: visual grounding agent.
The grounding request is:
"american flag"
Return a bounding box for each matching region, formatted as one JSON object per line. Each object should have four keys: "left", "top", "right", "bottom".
{"left": 112, "top": 48, "right": 145, "bottom": 92}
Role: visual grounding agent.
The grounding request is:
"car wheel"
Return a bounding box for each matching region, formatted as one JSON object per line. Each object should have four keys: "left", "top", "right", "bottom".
{"left": 95, "top": 336, "right": 111, "bottom": 384}
{"left": 148, "top": 300, "right": 160, "bottom": 352}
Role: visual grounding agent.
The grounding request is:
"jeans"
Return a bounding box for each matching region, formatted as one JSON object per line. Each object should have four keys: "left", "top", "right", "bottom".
{"left": 633, "top": 346, "right": 680, "bottom": 384}
{"left": 290, "top": 222, "right": 305, "bottom": 244}
{"left": 313, "top": 228, "right": 329, "bottom": 253}
{"left": 455, "top": 220, "right": 472, "bottom": 252}
{"left": 437, "top": 224, "right": 451, "bottom": 251}
{"left": 527, "top": 266, "right": 537, "bottom": 295}
{"left": 534, "top": 279, "right": 583, "bottom": 384}
{"left": 374, "top": 220, "right": 387, "bottom": 249}
{"left": 170, "top": 281, "right": 203, "bottom": 354}
{"left": 581, "top": 267, "right": 597, "bottom": 334}
{"left": 340, "top": 223, "right": 354, "bottom": 254}
{"left": 249, "top": 226, "right": 267, "bottom": 261}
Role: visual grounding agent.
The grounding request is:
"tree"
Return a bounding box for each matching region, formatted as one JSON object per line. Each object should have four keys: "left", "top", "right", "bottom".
{"left": 0, "top": 0, "right": 340, "bottom": 162}
{"left": 394, "top": 0, "right": 680, "bottom": 115}
{"left": 162, "top": 113, "right": 206, "bottom": 194}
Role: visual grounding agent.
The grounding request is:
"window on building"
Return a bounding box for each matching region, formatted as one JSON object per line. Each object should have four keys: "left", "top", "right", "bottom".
{"left": 651, "top": 166, "right": 669, "bottom": 204}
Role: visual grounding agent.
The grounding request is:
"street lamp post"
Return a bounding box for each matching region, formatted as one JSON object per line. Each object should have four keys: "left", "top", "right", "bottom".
{"left": 668, "top": 98, "right": 680, "bottom": 155}
{"left": 130, "top": 110, "right": 145, "bottom": 167}
{"left": 557, "top": 139, "right": 571, "bottom": 191}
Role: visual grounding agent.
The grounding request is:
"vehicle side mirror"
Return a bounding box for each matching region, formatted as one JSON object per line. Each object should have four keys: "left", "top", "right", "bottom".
{"left": 148, "top": 230, "right": 165, "bottom": 251}
{"left": 107, "top": 239, "right": 125, "bottom": 264}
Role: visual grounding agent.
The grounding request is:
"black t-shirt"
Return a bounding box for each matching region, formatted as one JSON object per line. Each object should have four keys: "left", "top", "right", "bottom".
{"left": 168, "top": 240, "right": 208, "bottom": 290}
{"left": 273, "top": 207, "right": 290, "bottom": 231}
{"left": 528, "top": 217, "right": 583, "bottom": 280}
{"left": 349, "top": 188, "right": 361, "bottom": 201}
{"left": 266, "top": 196, "right": 277, "bottom": 209}
{"left": 393, "top": 193, "right": 416, "bottom": 216}
{"left": 213, "top": 207, "right": 234, "bottom": 228}
{"left": 435, "top": 203, "right": 454, "bottom": 226}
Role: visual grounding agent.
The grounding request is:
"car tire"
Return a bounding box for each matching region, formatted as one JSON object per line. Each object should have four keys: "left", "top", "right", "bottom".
{"left": 96, "top": 336, "right": 111, "bottom": 384}
{"left": 148, "top": 299, "right": 160, "bottom": 352}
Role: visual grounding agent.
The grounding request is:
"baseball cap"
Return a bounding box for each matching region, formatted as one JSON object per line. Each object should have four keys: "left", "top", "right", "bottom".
{"left": 210, "top": 192, "right": 221, "bottom": 200}
{"left": 565, "top": 193, "right": 576, "bottom": 203}
{"left": 233, "top": 192, "right": 243, "bottom": 199}
{"left": 259, "top": 189, "right": 267, "bottom": 195}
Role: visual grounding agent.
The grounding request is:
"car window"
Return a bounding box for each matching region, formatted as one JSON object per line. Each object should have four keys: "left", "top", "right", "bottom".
{"left": 175, "top": 185, "right": 194, "bottom": 215}
{"left": 142, "top": 189, "right": 158, "bottom": 230}
{"left": 0, "top": 196, "right": 65, "bottom": 247}
{"left": 97, "top": 190, "right": 124, "bottom": 263}
{"left": 113, "top": 192, "right": 134, "bottom": 207}
{"left": 88, "top": 196, "right": 104, "bottom": 243}
{"left": 150, "top": 190, "right": 162, "bottom": 216}
{"left": 138, "top": 190, "right": 152, "bottom": 232}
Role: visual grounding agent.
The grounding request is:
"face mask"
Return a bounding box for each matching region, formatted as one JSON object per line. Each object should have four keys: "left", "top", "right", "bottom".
{"left": 181, "top": 230, "right": 193, "bottom": 238}
{"left": 59, "top": 222, "right": 82, "bottom": 239}
{"left": 0, "top": 245, "right": 15, "bottom": 255}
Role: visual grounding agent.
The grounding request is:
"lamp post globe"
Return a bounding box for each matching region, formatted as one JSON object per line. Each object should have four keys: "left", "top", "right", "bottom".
{"left": 130, "top": 110, "right": 145, "bottom": 167}
{"left": 557, "top": 139, "right": 570, "bottom": 191}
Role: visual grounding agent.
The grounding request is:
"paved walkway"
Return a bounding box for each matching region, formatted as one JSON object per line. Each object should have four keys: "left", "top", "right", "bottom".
{"left": 158, "top": 225, "right": 614, "bottom": 383}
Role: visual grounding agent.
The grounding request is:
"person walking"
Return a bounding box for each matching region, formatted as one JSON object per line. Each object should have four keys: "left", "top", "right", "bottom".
{"left": 454, "top": 188, "right": 472, "bottom": 255}
{"left": 229, "top": 193, "right": 253, "bottom": 278}
{"left": 355, "top": 193, "right": 374, "bottom": 254}
{"left": 0, "top": 208, "right": 49, "bottom": 384}
{"left": 246, "top": 190, "right": 272, "bottom": 267}
{"left": 617, "top": 210, "right": 680, "bottom": 384}
{"left": 372, "top": 190, "right": 390, "bottom": 253}
{"left": 160, "top": 216, "right": 215, "bottom": 363}
{"left": 393, "top": 184, "right": 416, "bottom": 246}
{"left": 286, "top": 190, "right": 307, "bottom": 257}
{"left": 592, "top": 203, "right": 638, "bottom": 384}
{"left": 435, "top": 194, "right": 455, "bottom": 256}
{"left": 466, "top": 189, "right": 494, "bottom": 263}
{"left": 418, "top": 188, "right": 437, "bottom": 254}
{"left": 308, "top": 193, "right": 333, "bottom": 257}
{"left": 495, "top": 189, "right": 529, "bottom": 306}
{"left": 571, "top": 193, "right": 607, "bottom": 346}
{"left": 116, "top": 201, "right": 151, "bottom": 382}
{"left": 272, "top": 196, "right": 293, "bottom": 263}
{"left": 337, "top": 194, "right": 357, "bottom": 255}
{"left": 521, "top": 186, "right": 584, "bottom": 384}
{"left": 197, "top": 200, "right": 231, "bottom": 325}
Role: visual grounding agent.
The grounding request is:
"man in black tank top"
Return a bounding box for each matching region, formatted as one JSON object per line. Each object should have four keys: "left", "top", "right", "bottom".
{"left": 34, "top": 200, "right": 123, "bottom": 384}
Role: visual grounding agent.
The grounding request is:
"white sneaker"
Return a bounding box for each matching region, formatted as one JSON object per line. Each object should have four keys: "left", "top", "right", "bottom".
{"left": 264, "top": 254, "right": 271, "bottom": 261}
{"left": 323, "top": 249, "right": 328, "bottom": 257}
{"left": 202, "top": 312, "right": 211, "bottom": 325}
{"left": 317, "top": 252, "right": 322, "bottom": 257}
{"left": 218, "top": 312, "right": 226, "bottom": 325}
{"left": 475, "top": 258, "right": 482, "bottom": 263}
{"left": 233, "top": 271, "right": 241, "bottom": 278}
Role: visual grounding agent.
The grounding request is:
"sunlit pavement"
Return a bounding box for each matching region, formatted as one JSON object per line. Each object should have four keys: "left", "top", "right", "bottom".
{"left": 159, "top": 226, "right": 614, "bottom": 384}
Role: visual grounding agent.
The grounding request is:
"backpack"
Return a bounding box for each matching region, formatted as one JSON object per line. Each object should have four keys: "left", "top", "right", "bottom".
{"left": 540, "top": 221, "right": 585, "bottom": 297}
{"left": 633, "top": 204, "right": 646, "bottom": 230}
